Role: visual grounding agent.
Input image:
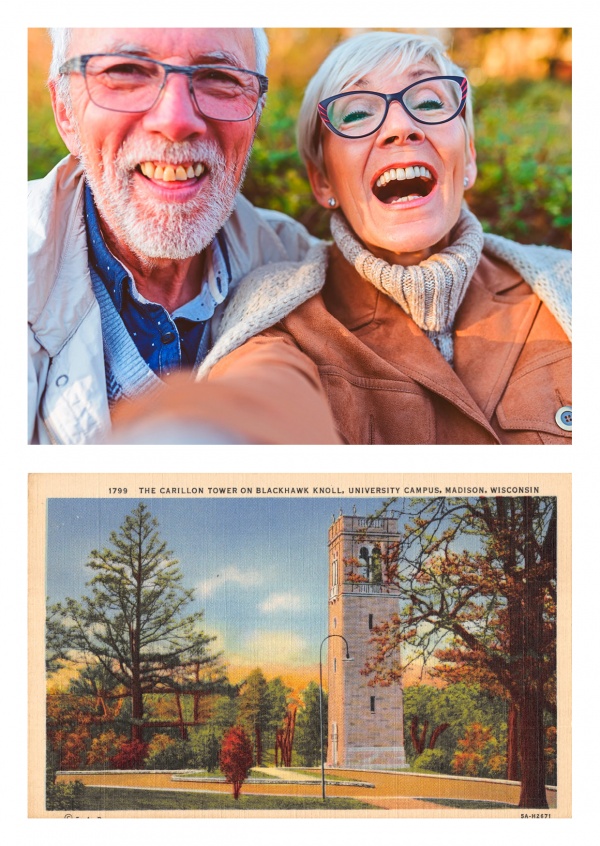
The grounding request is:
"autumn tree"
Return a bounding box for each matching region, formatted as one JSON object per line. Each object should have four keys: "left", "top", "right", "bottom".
{"left": 220, "top": 726, "right": 254, "bottom": 799}
{"left": 362, "top": 496, "right": 556, "bottom": 809}
{"left": 403, "top": 683, "right": 507, "bottom": 774}
{"left": 294, "top": 681, "right": 327, "bottom": 767}
{"left": 452, "top": 723, "right": 506, "bottom": 778}
{"left": 48, "top": 502, "right": 219, "bottom": 742}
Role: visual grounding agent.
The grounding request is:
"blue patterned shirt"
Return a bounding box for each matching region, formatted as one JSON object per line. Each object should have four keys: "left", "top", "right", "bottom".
{"left": 84, "top": 184, "right": 231, "bottom": 375}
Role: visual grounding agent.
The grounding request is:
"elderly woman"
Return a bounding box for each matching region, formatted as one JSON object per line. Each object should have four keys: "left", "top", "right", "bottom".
{"left": 116, "top": 30, "right": 572, "bottom": 445}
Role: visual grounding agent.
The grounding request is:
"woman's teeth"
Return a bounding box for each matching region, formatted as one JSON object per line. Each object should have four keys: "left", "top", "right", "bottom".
{"left": 375, "top": 165, "right": 432, "bottom": 188}
{"left": 139, "top": 162, "right": 205, "bottom": 182}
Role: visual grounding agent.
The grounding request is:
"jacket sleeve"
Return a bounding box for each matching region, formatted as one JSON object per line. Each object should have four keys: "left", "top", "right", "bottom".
{"left": 110, "top": 332, "right": 341, "bottom": 445}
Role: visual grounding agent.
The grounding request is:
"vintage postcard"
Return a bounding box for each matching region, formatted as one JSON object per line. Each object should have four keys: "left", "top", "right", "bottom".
{"left": 29, "top": 472, "right": 571, "bottom": 819}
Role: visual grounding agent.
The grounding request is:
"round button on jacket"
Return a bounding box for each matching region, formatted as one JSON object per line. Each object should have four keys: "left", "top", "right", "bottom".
{"left": 161, "top": 332, "right": 176, "bottom": 345}
{"left": 555, "top": 406, "right": 572, "bottom": 431}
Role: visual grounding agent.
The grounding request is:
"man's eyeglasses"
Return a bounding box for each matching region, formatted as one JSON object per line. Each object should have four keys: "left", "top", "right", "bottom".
{"left": 318, "top": 76, "right": 468, "bottom": 139}
{"left": 59, "top": 53, "right": 269, "bottom": 122}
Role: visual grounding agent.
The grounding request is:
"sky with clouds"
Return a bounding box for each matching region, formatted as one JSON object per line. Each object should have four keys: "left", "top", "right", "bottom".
{"left": 45, "top": 496, "right": 391, "bottom": 671}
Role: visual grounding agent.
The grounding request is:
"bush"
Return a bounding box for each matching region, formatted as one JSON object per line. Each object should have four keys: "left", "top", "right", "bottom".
{"left": 109, "top": 738, "right": 149, "bottom": 770}
{"left": 190, "top": 727, "right": 222, "bottom": 772}
{"left": 146, "top": 732, "right": 176, "bottom": 760}
{"left": 145, "top": 739, "right": 196, "bottom": 770}
{"left": 46, "top": 778, "right": 86, "bottom": 811}
{"left": 86, "top": 730, "right": 127, "bottom": 768}
{"left": 412, "top": 747, "right": 449, "bottom": 773}
{"left": 451, "top": 723, "right": 507, "bottom": 778}
{"left": 470, "top": 79, "right": 571, "bottom": 248}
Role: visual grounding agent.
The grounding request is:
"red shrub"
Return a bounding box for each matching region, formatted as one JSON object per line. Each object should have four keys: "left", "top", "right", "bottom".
{"left": 220, "top": 726, "right": 253, "bottom": 800}
{"left": 109, "top": 738, "right": 149, "bottom": 770}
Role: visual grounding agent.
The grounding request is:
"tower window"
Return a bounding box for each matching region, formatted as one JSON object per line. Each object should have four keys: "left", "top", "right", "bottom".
{"left": 370, "top": 696, "right": 375, "bottom": 713}
{"left": 334, "top": 617, "right": 337, "bottom": 629}
{"left": 368, "top": 613, "right": 373, "bottom": 630}
{"left": 334, "top": 658, "right": 337, "bottom": 673}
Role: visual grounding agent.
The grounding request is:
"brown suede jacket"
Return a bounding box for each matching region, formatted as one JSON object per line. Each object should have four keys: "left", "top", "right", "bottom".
{"left": 208, "top": 244, "right": 571, "bottom": 445}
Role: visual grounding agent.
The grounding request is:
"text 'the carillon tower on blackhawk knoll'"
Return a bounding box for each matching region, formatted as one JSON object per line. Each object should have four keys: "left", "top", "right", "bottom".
{"left": 326, "top": 509, "right": 407, "bottom": 769}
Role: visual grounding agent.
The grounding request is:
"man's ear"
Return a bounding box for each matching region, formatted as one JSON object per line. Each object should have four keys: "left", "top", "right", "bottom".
{"left": 49, "top": 79, "right": 80, "bottom": 156}
{"left": 306, "top": 159, "right": 336, "bottom": 210}
{"left": 464, "top": 135, "right": 477, "bottom": 190}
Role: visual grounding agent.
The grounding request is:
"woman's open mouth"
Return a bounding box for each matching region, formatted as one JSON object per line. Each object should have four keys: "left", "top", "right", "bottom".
{"left": 372, "top": 165, "right": 435, "bottom": 204}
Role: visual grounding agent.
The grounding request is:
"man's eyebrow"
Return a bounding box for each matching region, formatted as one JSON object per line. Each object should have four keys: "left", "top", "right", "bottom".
{"left": 97, "top": 44, "right": 248, "bottom": 68}
{"left": 99, "top": 42, "right": 149, "bottom": 56}
{"left": 189, "top": 51, "right": 248, "bottom": 68}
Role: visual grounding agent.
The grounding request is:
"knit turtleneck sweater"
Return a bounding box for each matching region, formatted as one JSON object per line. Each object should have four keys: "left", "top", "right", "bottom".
{"left": 330, "top": 207, "right": 485, "bottom": 364}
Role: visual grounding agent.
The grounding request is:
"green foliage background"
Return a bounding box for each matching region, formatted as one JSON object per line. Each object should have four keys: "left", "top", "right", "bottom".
{"left": 29, "top": 29, "right": 571, "bottom": 248}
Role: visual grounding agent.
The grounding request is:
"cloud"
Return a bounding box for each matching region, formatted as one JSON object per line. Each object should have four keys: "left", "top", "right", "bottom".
{"left": 197, "top": 565, "right": 263, "bottom": 598}
{"left": 258, "top": 592, "right": 302, "bottom": 614}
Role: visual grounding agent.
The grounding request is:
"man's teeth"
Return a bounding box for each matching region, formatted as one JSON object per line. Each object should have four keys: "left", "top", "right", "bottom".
{"left": 140, "top": 162, "right": 205, "bottom": 181}
{"left": 375, "top": 165, "right": 432, "bottom": 188}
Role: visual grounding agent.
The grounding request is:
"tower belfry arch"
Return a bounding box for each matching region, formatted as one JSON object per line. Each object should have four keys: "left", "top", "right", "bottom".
{"left": 327, "top": 511, "right": 407, "bottom": 769}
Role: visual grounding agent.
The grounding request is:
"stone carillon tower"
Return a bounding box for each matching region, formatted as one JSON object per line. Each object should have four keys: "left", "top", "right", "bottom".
{"left": 326, "top": 511, "right": 406, "bottom": 769}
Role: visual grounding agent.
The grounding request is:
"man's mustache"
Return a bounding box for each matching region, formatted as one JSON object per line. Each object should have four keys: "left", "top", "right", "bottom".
{"left": 114, "top": 139, "right": 227, "bottom": 173}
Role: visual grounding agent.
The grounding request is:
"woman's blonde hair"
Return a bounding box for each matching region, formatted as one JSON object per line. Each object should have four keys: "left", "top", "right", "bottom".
{"left": 297, "top": 30, "right": 474, "bottom": 172}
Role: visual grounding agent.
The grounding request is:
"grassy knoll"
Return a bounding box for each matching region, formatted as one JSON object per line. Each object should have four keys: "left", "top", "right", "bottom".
{"left": 69, "top": 786, "right": 374, "bottom": 811}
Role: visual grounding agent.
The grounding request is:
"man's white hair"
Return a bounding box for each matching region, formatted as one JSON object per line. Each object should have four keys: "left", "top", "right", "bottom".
{"left": 297, "top": 30, "right": 474, "bottom": 173}
{"left": 48, "top": 27, "right": 269, "bottom": 106}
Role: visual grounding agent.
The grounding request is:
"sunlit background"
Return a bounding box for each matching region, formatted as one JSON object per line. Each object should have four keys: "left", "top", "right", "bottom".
{"left": 29, "top": 27, "right": 571, "bottom": 248}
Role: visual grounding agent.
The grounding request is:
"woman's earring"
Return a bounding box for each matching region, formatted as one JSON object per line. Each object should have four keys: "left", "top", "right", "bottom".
{"left": 463, "top": 177, "right": 469, "bottom": 188}
{"left": 328, "top": 197, "right": 337, "bottom": 208}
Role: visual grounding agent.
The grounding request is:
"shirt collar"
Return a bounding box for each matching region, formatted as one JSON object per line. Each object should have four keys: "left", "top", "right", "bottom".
{"left": 84, "top": 183, "right": 230, "bottom": 319}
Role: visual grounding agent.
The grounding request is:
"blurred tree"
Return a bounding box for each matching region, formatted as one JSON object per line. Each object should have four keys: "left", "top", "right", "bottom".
{"left": 29, "top": 28, "right": 571, "bottom": 247}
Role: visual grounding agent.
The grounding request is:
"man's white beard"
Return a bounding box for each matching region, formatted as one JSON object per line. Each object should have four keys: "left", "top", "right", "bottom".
{"left": 78, "top": 135, "right": 249, "bottom": 260}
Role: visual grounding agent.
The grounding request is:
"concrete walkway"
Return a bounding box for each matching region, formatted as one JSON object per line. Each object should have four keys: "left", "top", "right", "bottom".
{"left": 251, "top": 766, "right": 320, "bottom": 782}
{"left": 57, "top": 768, "right": 557, "bottom": 811}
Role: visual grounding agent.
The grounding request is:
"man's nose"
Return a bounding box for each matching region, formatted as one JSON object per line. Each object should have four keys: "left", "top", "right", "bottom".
{"left": 375, "top": 99, "right": 426, "bottom": 146}
{"left": 142, "top": 71, "right": 207, "bottom": 141}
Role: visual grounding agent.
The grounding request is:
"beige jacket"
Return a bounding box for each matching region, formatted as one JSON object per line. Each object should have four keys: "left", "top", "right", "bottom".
{"left": 28, "top": 155, "right": 319, "bottom": 444}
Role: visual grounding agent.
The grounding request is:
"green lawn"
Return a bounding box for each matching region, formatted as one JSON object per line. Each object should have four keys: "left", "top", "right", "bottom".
{"left": 68, "top": 786, "right": 374, "bottom": 811}
{"left": 422, "top": 798, "right": 516, "bottom": 809}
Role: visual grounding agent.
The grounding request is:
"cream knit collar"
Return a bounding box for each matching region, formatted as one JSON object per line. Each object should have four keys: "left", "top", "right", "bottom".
{"left": 330, "top": 207, "right": 484, "bottom": 363}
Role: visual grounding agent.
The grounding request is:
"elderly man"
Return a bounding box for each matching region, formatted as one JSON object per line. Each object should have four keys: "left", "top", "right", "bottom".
{"left": 29, "top": 28, "right": 338, "bottom": 444}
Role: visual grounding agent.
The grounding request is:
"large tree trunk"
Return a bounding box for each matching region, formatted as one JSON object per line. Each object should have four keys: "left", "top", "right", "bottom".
{"left": 517, "top": 497, "right": 550, "bottom": 809}
{"left": 131, "top": 685, "right": 144, "bottom": 742}
{"left": 518, "top": 691, "right": 548, "bottom": 808}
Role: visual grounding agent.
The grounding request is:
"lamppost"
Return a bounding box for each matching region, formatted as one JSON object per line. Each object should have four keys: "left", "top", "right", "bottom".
{"left": 319, "top": 634, "right": 353, "bottom": 801}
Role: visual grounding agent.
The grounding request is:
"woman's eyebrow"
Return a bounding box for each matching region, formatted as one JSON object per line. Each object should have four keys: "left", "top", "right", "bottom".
{"left": 409, "top": 67, "right": 437, "bottom": 80}
{"left": 350, "top": 67, "right": 436, "bottom": 89}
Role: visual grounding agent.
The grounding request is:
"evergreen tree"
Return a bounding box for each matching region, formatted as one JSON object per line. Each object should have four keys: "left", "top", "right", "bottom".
{"left": 48, "top": 502, "right": 218, "bottom": 742}
{"left": 238, "top": 668, "right": 269, "bottom": 765}
{"left": 294, "top": 681, "right": 327, "bottom": 767}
